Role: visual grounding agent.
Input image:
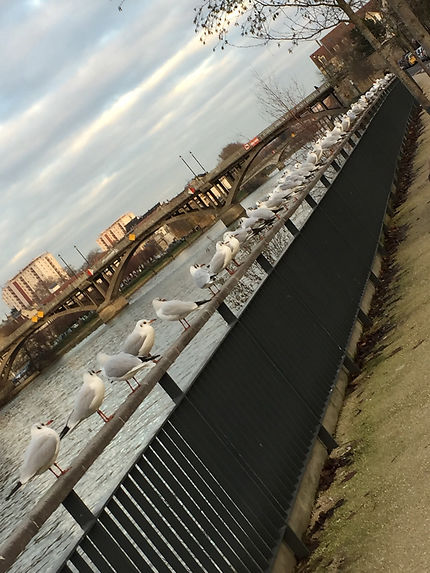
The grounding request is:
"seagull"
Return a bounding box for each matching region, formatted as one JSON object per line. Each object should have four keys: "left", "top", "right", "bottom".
{"left": 208, "top": 241, "right": 233, "bottom": 277}
{"left": 311, "top": 142, "right": 323, "bottom": 162}
{"left": 152, "top": 297, "right": 210, "bottom": 330}
{"left": 246, "top": 206, "right": 277, "bottom": 222}
{"left": 223, "top": 233, "right": 241, "bottom": 266}
{"left": 278, "top": 171, "right": 305, "bottom": 189}
{"left": 59, "top": 371, "right": 110, "bottom": 439}
{"left": 293, "top": 161, "right": 316, "bottom": 177}
{"left": 340, "top": 115, "right": 351, "bottom": 132}
{"left": 228, "top": 227, "right": 251, "bottom": 243}
{"left": 190, "top": 264, "right": 218, "bottom": 294}
{"left": 257, "top": 194, "right": 285, "bottom": 210}
{"left": 122, "top": 319, "right": 156, "bottom": 358}
{"left": 96, "top": 352, "right": 157, "bottom": 392}
{"left": 306, "top": 150, "right": 319, "bottom": 165}
{"left": 6, "top": 421, "right": 64, "bottom": 500}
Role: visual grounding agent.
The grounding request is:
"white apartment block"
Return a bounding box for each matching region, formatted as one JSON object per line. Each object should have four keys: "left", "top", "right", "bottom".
{"left": 2, "top": 253, "right": 68, "bottom": 311}
{"left": 153, "top": 225, "right": 176, "bottom": 249}
{"left": 96, "top": 212, "right": 135, "bottom": 252}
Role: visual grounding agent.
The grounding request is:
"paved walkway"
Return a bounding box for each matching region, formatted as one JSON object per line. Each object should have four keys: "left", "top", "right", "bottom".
{"left": 298, "top": 74, "right": 430, "bottom": 572}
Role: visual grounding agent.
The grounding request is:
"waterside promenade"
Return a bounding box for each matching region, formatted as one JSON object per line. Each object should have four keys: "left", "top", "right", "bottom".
{"left": 298, "top": 74, "right": 430, "bottom": 572}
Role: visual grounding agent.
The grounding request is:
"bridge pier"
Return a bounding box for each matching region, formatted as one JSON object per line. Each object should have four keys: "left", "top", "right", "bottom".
{"left": 97, "top": 296, "right": 128, "bottom": 323}
{"left": 220, "top": 204, "right": 246, "bottom": 226}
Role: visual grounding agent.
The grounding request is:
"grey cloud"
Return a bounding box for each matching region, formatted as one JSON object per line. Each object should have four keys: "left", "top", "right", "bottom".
{"left": 0, "top": 0, "right": 321, "bottom": 300}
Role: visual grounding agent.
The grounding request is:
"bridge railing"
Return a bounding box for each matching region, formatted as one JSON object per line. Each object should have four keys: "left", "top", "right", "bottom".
{"left": 209, "top": 82, "right": 334, "bottom": 180}
{"left": 0, "top": 79, "right": 414, "bottom": 573}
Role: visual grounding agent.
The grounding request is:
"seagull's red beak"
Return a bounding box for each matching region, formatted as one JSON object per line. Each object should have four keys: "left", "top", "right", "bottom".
{"left": 149, "top": 318, "right": 157, "bottom": 323}
{"left": 45, "top": 419, "right": 54, "bottom": 426}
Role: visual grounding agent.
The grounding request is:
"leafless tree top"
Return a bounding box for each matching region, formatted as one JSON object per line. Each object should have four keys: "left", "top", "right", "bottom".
{"left": 194, "top": 0, "right": 369, "bottom": 49}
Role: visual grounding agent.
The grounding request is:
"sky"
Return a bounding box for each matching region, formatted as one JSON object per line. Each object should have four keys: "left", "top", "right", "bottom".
{"left": 0, "top": 0, "right": 321, "bottom": 317}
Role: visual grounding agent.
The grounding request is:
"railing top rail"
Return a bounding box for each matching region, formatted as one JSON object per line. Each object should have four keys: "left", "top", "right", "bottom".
{"left": 0, "top": 80, "right": 392, "bottom": 573}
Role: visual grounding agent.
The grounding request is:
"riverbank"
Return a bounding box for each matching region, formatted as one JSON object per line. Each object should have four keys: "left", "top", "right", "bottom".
{"left": 296, "top": 75, "right": 430, "bottom": 572}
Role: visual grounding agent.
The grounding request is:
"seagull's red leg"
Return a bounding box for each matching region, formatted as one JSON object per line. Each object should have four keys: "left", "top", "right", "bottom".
{"left": 232, "top": 258, "right": 241, "bottom": 267}
{"left": 50, "top": 463, "right": 69, "bottom": 477}
{"left": 97, "top": 409, "right": 114, "bottom": 422}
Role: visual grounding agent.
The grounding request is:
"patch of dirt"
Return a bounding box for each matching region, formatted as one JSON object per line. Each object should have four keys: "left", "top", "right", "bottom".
{"left": 317, "top": 446, "right": 354, "bottom": 492}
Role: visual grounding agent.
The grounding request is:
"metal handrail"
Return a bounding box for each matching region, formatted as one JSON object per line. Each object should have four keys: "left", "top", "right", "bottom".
{"left": 0, "top": 81, "right": 393, "bottom": 573}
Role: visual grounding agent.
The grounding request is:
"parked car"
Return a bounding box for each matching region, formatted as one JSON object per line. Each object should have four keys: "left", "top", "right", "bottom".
{"left": 416, "top": 45, "right": 429, "bottom": 61}
{"left": 399, "top": 52, "right": 417, "bottom": 69}
{"left": 406, "top": 52, "right": 417, "bottom": 66}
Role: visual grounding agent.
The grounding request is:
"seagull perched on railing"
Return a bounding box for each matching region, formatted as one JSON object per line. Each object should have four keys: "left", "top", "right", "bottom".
{"left": 6, "top": 421, "right": 65, "bottom": 500}
{"left": 208, "top": 241, "right": 233, "bottom": 277}
{"left": 246, "top": 206, "right": 277, "bottom": 222}
{"left": 227, "top": 227, "right": 251, "bottom": 243}
{"left": 152, "top": 297, "right": 210, "bottom": 330}
{"left": 223, "top": 232, "right": 241, "bottom": 266}
{"left": 96, "top": 352, "right": 157, "bottom": 392}
{"left": 59, "top": 371, "right": 110, "bottom": 439}
{"left": 122, "top": 319, "right": 156, "bottom": 358}
{"left": 190, "top": 264, "right": 218, "bottom": 294}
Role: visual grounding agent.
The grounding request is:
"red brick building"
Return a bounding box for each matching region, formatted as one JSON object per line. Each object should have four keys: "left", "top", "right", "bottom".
{"left": 310, "top": 0, "right": 382, "bottom": 77}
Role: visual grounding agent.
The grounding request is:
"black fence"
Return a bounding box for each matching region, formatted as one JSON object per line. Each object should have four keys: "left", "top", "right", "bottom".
{"left": 10, "top": 82, "right": 409, "bottom": 573}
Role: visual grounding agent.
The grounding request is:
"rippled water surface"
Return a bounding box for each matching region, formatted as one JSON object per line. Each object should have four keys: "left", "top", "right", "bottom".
{"left": 3, "top": 173, "right": 325, "bottom": 572}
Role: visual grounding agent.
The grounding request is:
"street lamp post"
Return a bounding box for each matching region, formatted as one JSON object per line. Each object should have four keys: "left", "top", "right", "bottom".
{"left": 58, "top": 254, "right": 78, "bottom": 278}
{"left": 179, "top": 155, "right": 197, "bottom": 177}
{"left": 189, "top": 151, "right": 206, "bottom": 173}
{"left": 74, "top": 245, "right": 90, "bottom": 266}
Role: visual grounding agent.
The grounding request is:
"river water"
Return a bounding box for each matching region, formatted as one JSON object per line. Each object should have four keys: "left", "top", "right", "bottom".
{"left": 0, "top": 170, "right": 330, "bottom": 572}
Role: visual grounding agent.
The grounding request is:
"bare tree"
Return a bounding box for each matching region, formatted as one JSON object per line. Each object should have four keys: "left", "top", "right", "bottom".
{"left": 194, "top": 0, "right": 430, "bottom": 112}
{"left": 255, "top": 74, "right": 307, "bottom": 121}
{"left": 388, "top": 0, "right": 430, "bottom": 56}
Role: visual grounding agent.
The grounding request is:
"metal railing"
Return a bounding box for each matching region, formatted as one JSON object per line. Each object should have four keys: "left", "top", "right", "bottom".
{"left": 0, "top": 77, "right": 414, "bottom": 572}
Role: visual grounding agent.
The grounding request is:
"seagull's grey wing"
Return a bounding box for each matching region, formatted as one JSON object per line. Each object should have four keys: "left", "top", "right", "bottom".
{"left": 106, "top": 354, "right": 141, "bottom": 378}
{"left": 161, "top": 300, "right": 196, "bottom": 315}
{"left": 20, "top": 434, "right": 58, "bottom": 483}
{"left": 122, "top": 332, "right": 143, "bottom": 356}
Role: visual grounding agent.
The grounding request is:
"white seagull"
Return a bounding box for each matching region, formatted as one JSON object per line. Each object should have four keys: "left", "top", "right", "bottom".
{"left": 246, "top": 206, "right": 277, "bottom": 222}
{"left": 96, "top": 351, "right": 156, "bottom": 392}
{"left": 190, "top": 264, "right": 218, "bottom": 294}
{"left": 152, "top": 297, "right": 210, "bottom": 330}
{"left": 59, "top": 371, "right": 110, "bottom": 439}
{"left": 228, "top": 227, "right": 251, "bottom": 243}
{"left": 223, "top": 233, "right": 241, "bottom": 266}
{"left": 122, "top": 319, "right": 156, "bottom": 358}
{"left": 6, "top": 421, "right": 64, "bottom": 500}
{"left": 208, "top": 241, "right": 233, "bottom": 277}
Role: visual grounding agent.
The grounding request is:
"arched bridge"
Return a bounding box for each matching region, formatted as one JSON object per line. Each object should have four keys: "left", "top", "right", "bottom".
{"left": 0, "top": 83, "right": 344, "bottom": 387}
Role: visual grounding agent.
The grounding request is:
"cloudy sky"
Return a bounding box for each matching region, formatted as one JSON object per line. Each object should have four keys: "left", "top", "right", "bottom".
{"left": 0, "top": 0, "right": 321, "bottom": 316}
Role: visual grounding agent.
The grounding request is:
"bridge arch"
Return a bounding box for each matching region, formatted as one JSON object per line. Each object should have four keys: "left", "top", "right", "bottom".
{"left": 0, "top": 305, "right": 97, "bottom": 385}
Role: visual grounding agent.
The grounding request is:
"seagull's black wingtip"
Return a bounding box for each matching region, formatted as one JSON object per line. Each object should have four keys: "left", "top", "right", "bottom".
{"left": 6, "top": 481, "right": 22, "bottom": 501}
{"left": 59, "top": 426, "right": 70, "bottom": 440}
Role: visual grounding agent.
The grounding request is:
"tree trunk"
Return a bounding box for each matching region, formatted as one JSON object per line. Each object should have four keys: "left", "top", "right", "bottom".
{"left": 388, "top": 0, "right": 430, "bottom": 59}
{"left": 336, "top": 0, "right": 430, "bottom": 114}
{"left": 381, "top": 0, "right": 430, "bottom": 78}
{"left": 397, "top": 31, "right": 430, "bottom": 78}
